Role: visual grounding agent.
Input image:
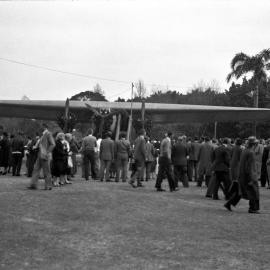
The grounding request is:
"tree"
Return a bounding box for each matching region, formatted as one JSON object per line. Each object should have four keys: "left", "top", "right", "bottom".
{"left": 135, "top": 79, "right": 147, "bottom": 100}
{"left": 93, "top": 83, "right": 104, "bottom": 95}
{"left": 227, "top": 49, "right": 270, "bottom": 135}
{"left": 70, "top": 90, "right": 107, "bottom": 102}
{"left": 227, "top": 49, "right": 270, "bottom": 106}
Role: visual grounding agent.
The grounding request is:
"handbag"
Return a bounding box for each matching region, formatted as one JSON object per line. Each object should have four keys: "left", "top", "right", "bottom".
{"left": 68, "top": 156, "right": 73, "bottom": 168}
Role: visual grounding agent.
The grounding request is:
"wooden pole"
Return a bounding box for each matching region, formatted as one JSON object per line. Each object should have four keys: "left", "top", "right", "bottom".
{"left": 214, "top": 121, "right": 217, "bottom": 139}
{"left": 253, "top": 85, "right": 259, "bottom": 136}
{"left": 141, "top": 98, "right": 145, "bottom": 130}
{"left": 127, "top": 83, "right": 134, "bottom": 141}
{"left": 64, "top": 98, "right": 69, "bottom": 133}
{"left": 115, "top": 114, "right": 121, "bottom": 141}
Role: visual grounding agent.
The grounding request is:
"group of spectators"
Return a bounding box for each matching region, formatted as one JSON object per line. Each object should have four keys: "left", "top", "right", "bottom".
{"left": 0, "top": 126, "right": 25, "bottom": 176}
{"left": 145, "top": 132, "right": 267, "bottom": 214}
{"left": 80, "top": 128, "right": 158, "bottom": 183}
{"left": 1, "top": 123, "right": 268, "bottom": 213}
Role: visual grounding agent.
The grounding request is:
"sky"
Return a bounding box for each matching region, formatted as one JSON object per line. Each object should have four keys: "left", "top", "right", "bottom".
{"left": 0, "top": 0, "right": 270, "bottom": 101}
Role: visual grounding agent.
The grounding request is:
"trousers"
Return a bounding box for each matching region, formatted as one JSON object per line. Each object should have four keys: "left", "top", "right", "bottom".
{"left": 155, "top": 157, "right": 175, "bottom": 191}
{"left": 30, "top": 156, "right": 52, "bottom": 189}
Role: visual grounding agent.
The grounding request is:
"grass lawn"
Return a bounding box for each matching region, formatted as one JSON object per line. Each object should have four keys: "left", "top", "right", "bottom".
{"left": 0, "top": 175, "right": 269, "bottom": 270}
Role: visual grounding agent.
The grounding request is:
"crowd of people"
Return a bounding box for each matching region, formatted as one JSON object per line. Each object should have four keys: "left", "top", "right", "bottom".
{"left": 0, "top": 123, "right": 269, "bottom": 214}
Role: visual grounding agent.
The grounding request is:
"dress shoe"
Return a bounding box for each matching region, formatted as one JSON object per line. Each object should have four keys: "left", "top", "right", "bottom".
{"left": 213, "top": 196, "right": 220, "bottom": 200}
{"left": 248, "top": 210, "right": 260, "bottom": 214}
{"left": 45, "top": 187, "right": 52, "bottom": 190}
{"left": 128, "top": 181, "right": 137, "bottom": 188}
{"left": 106, "top": 179, "right": 113, "bottom": 182}
{"left": 27, "top": 186, "right": 37, "bottom": 190}
{"left": 156, "top": 188, "right": 166, "bottom": 192}
{"left": 205, "top": 195, "right": 212, "bottom": 198}
{"left": 224, "top": 203, "right": 232, "bottom": 211}
{"left": 137, "top": 183, "right": 144, "bottom": 187}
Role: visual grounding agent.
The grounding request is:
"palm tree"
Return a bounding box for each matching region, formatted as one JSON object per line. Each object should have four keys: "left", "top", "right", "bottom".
{"left": 227, "top": 49, "right": 270, "bottom": 135}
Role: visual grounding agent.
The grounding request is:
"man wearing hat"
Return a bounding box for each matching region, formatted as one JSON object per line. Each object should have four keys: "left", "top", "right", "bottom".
{"left": 224, "top": 136, "right": 260, "bottom": 214}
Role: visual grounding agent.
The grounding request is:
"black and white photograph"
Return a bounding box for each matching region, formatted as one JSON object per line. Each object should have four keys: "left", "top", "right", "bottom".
{"left": 0, "top": 0, "right": 269, "bottom": 269}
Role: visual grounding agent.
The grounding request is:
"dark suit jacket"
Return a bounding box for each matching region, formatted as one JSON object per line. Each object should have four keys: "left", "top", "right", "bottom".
{"left": 230, "top": 145, "right": 242, "bottom": 180}
{"left": 172, "top": 142, "right": 188, "bottom": 166}
{"left": 133, "top": 136, "right": 146, "bottom": 162}
{"left": 238, "top": 149, "right": 259, "bottom": 200}
{"left": 100, "top": 138, "right": 114, "bottom": 161}
{"left": 211, "top": 145, "right": 230, "bottom": 172}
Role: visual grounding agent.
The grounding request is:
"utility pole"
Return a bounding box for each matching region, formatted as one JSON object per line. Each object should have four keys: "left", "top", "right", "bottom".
{"left": 253, "top": 85, "right": 259, "bottom": 136}
{"left": 141, "top": 98, "right": 145, "bottom": 130}
{"left": 64, "top": 98, "right": 69, "bottom": 133}
{"left": 214, "top": 121, "right": 218, "bottom": 139}
{"left": 127, "top": 82, "right": 134, "bottom": 141}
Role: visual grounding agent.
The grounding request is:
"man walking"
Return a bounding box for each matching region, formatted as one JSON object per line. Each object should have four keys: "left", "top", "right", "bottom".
{"left": 197, "top": 137, "right": 214, "bottom": 187}
{"left": 224, "top": 137, "right": 260, "bottom": 213}
{"left": 172, "top": 136, "right": 189, "bottom": 188}
{"left": 155, "top": 132, "right": 176, "bottom": 192}
{"left": 212, "top": 138, "right": 231, "bottom": 200}
{"left": 28, "top": 124, "right": 55, "bottom": 190}
{"left": 128, "top": 129, "right": 146, "bottom": 188}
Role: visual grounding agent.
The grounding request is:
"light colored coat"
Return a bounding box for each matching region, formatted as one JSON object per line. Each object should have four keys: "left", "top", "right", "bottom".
{"left": 38, "top": 129, "right": 55, "bottom": 160}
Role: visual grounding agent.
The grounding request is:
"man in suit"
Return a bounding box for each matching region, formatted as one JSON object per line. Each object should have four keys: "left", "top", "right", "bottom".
{"left": 187, "top": 136, "right": 200, "bottom": 182}
{"left": 99, "top": 132, "right": 114, "bottom": 182}
{"left": 172, "top": 136, "right": 189, "bottom": 188}
{"left": 261, "top": 139, "right": 270, "bottom": 188}
{"left": 212, "top": 138, "right": 231, "bottom": 200}
{"left": 11, "top": 131, "right": 25, "bottom": 176}
{"left": 155, "top": 131, "right": 176, "bottom": 192}
{"left": 115, "top": 133, "right": 130, "bottom": 182}
{"left": 129, "top": 129, "right": 146, "bottom": 188}
{"left": 80, "top": 128, "right": 97, "bottom": 181}
{"left": 197, "top": 137, "right": 214, "bottom": 187}
{"left": 28, "top": 124, "right": 55, "bottom": 190}
{"left": 224, "top": 136, "right": 260, "bottom": 213}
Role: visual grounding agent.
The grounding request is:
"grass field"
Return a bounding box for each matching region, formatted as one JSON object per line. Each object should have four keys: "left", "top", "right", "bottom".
{"left": 0, "top": 175, "right": 269, "bottom": 270}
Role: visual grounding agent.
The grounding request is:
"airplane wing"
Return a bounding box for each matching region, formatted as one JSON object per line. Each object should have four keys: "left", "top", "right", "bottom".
{"left": 0, "top": 99, "right": 270, "bottom": 123}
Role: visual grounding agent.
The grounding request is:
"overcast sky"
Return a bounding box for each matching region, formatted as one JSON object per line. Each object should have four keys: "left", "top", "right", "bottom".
{"left": 0, "top": 0, "right": 270, "bottom": 101}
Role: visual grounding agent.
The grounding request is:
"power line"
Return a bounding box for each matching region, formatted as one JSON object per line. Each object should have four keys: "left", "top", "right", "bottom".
{"left": 0, "top": 56, "right": 191, "bottom": 90}
{"left": 0, "top": 57, "right": 131, "bottom": 85}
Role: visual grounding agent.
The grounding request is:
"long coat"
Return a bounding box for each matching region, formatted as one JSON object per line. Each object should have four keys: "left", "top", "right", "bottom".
{"left": 230, "top": 145, "right": 242, "bottom": 181}
{"left": 238, "top": 148, "right": 259, "bottom": 200}
{"left": 0, "top": 138, "right": 10, "bottom": 167}
{"left": 198, "top": 142, "right": 214, "bottom": 176}
{"left": 52, "top": 140, "right": 67, "bottom": 177}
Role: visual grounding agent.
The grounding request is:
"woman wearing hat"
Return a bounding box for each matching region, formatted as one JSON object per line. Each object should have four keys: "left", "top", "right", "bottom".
{"left": 52, "top": 133, "right": 68, "bottom": 186}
